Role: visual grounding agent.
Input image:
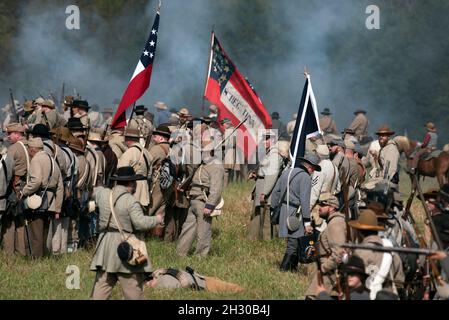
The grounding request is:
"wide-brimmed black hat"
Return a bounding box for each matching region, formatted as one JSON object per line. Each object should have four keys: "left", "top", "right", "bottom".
{"left": 298, "top": 153, "right": 321, "bottom": 171}
{"left": 321, "top": 108, "right": 331, "bottom": 115}
{"left": 200, "top": 116, "right": 212, "bottom": 124}
{"left": 152, "top": 125, "right": 172, "bottom": 138}
{"left": 66, "top": 117, "right": 86, "bottom": 131}
{"left": 354, "top": 109, "right": 367, "bottom": 115}
{"left": 341, "top": 128, "right": 355, "bottom": 135}
{"left": 110, "top": 166, "right": 146, "bottom": 181}
{"left": 342, "top": 255, "right": 368, "bottom": 278}
{"left": 135, "top": 105, "right": 147, "bottom": 113}
{"left": 71, "top": 100, "right": 90, "bottom": 109}
{"left": 27, "top": 124, "right": 51, "bottom": 138}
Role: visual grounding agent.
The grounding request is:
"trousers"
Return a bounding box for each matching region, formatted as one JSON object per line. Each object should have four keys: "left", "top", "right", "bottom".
{"left": 91, "top": 271, "right": 145, "bottom": 300}
{"left": 177, "top": 199, "right": 212, "bottom": 257}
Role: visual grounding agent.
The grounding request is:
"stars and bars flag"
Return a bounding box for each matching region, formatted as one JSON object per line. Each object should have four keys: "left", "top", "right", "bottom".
{"left": 290, "top": 73, "right": 322, "bottom": 167}
{"left": 111, "top": 8, "right": 160, "bottom": 129}
{"left": 204, "top": 33, "right": 272, "bottom": 160}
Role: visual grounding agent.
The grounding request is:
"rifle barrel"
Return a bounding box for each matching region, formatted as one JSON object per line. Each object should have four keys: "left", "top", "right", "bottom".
{"left": 340, "top": 243, "right": 437, "bottom": 256}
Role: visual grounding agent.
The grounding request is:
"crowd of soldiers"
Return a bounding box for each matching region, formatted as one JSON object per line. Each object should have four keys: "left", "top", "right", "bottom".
{"left": 1, "top": 96, "right": 449, "bottom": 300}
{"left": 256, "top": 108, "right": 449, "bottom": 300}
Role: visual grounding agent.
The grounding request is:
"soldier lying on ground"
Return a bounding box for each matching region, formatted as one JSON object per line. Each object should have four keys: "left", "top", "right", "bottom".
{"left": 146, "top": 266, "right": 244, "bottom": 293}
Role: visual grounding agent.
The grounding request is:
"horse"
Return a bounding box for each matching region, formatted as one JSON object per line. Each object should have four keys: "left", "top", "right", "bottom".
{"left": 394, "top": 136, "right": 449, "bottom": 187}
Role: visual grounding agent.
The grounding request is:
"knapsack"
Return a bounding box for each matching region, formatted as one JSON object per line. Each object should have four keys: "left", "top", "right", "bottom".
{"left": 159, "top": 158, "right": 177, "bottom": 190}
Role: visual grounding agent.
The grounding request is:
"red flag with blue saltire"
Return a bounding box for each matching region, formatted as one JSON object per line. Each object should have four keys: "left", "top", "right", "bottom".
{"left": 111, "top": 8, "right": 160, "bottom": 129}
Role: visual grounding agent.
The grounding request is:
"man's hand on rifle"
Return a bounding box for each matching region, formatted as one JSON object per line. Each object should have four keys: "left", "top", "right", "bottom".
{"left": 429, "top": 251, "right": 447, "bottom": 261}
{"left": 259, "top": 193, "right": 266, "bottom": 205}
{"left": 305, "top": 224, "right": 313, "bottom": 234}
{"left": 203, "top": 207, "right": 212, "bottom": 217}
{"left": 55, "top": 213, "right": 60, "bottom": 220}
{"left": 248, "top": 171, "right": 257, "bottom": 180}
{"left": 155, "top": 213, "right": 164, "bottom": 225}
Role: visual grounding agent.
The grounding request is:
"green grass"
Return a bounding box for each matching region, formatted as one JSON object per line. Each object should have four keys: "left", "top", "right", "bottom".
{"left": 0, "top": 167, "right": 438, "bottom": 300}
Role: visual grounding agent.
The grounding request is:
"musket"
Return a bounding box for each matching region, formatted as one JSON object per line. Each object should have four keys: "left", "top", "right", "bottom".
{"left": 49, "top": 90, "right": 58, "bottom": 108}
{"left": 36, "top": 91, "right": 45, "bottom": 99}
{"left": 402, "top": 180, "right": 444, "bottom": 287}
{"left": 9, "top": 88, "right": 19, "bottom": 122}
{"left": 413, "top": 173, "right": 444, "bottom": 250}
{"left": 341, "top": 167, "right": 352, "bottom": 243}
{"left": 24, "top": 218, "right": 33, "bottom": 257}
{"left": 383, "top": 160, "right": 391, "bottom": 196}
{"left": 214, "top": 115, "right": 249, "bottom": 151}
{"left": 314, "top": 242, "right": 324, "bottom": 286}
{"left": 101, "top": 124, "right": 109, "bottom": 141}
{"left": 178, "top": 116, "right": 248, "bottom": 193}
{"left": 60, "top": 82, "right": 65, "bottom": 112}
{"left": 340, "top": 242, "right": 438, "bottom": 256}
{"left": 260, "top": 204, "right": 267, "bottom": 240}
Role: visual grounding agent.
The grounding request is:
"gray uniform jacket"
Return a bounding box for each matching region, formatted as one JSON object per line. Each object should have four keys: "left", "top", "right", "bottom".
{"left": 271, "top": 167, "right": 311, "bottom": 238}
{"left": 379, "top": 140, "right": 400, "bottom": 182}
{"left": 0, "top": 154, "right": 14, "bottom": 211}
{"left": 349, "top": 113, "right": 369, "bottom": 139}
{"left": 22, "top": 150, "right": 64, "bottom": 213}
{"left": 90, "top": 185, "right": 159, "bottom": 273}
{"left": 253, "top": 146, "right": 283, "bottom": 207}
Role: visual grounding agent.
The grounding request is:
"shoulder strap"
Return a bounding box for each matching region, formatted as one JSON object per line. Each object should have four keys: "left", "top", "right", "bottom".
{"left": 131, "top": 144, "right": 149, "bottom": 174}
{"left": 0, "top": 156, "right": 8, "bottom": 198}
{"left": 17, "top": 141, "right": 30, "bottom": 183}
{"left": 108, "top": 189, "right": 130, "bottom": 240}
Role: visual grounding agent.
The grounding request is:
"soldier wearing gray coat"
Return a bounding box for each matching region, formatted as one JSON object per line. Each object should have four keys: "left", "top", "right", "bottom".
{"left": 248, "top": 133, "right": 284, "bottom": 240}
{"left": 271, "top": 154, "right": 321, "bottom": 272}
{"left": 90, "top": 166, "right": 163, "bottom": 300}
{"left": 0, "top": 154, "right": 14, "bottom": 213}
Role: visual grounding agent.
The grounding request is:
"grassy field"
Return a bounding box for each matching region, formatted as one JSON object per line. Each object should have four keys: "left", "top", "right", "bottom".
{"left": 0, "top": 168, "right": 439, "bottom": 300}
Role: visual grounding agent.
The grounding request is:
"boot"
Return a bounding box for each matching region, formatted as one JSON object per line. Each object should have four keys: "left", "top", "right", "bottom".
{"left": 279, "top": 253, "right": 291, "bottom": 272}
{"left": 290, "top": 254, "right": 299, "bottom": 272}
{"left": 280, "top": 253, "right": 298, "bottom": 272}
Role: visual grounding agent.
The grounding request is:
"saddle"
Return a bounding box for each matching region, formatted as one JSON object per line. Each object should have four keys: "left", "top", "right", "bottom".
{"left": 422, "top": 150, "right": 442, "bottom": 161}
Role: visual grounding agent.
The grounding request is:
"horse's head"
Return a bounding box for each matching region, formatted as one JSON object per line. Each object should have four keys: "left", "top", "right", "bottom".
{"left": 394, "top": 136, "right": 420, "bottom": 170}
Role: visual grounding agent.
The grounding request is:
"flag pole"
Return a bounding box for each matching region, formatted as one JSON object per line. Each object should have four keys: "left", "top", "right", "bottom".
{"left": 202, "top": 28, "right": 215, "bottom": 117}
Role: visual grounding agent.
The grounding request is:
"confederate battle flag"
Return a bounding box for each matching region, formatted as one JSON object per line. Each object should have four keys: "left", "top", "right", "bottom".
{"left": 204, "top": 33, "right": 272, "bottom": 160}
{"left": 111, "top": 8, "right": 160, "bottom": 129}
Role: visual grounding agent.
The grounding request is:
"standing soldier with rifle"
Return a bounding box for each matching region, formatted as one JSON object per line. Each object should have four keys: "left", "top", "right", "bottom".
{"left": 71, "top": 100, "right": 91, "bottom": 128}
{"left": 19, "top": 137, "right": 64, "bottom": 258}
{"left": 376, "top": 125, "right": 400, "bottom": 192}
{"left": 128, "top": 105, "right": 154, "bottom": 147}
{"left": 1, "top": 123, "right": 29, "bottom": 256}
{"left": 305, "top": 193, "right": 347, "bottom": 299}
{"left": 118, "top": 127, "right": 152, "bottom": 210}
{"left": 176, "top": 139, "right": 224, "bottom": 257}
{"left": 248, "top": 131, "right": 284, "bottom": 241}
{"left": 146, "top": 125, "right": 173, "bottom": 238}
{"left": 0, "top": 146, "right": 14, "bottom": 245}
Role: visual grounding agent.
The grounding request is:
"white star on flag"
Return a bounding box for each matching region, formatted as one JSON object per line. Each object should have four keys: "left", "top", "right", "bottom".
{"left": 149, "top": 40, "right": 155, "bottom": 46}
{"left": 143, "top": 50, "right": 149, "bottom": 56}
{"left": 151, "top": 29, "right": 157, "bottom": 34}
{"left": 150, "top": 53, "right": 154, "bottom": 58}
